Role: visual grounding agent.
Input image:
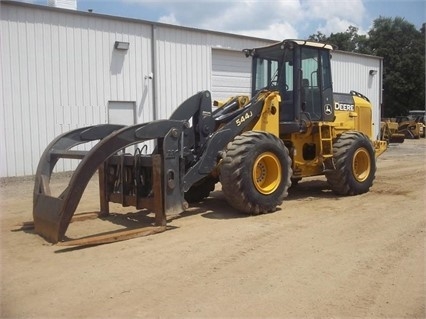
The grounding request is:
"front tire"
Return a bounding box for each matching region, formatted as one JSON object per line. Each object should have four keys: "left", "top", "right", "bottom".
{"left": 219, "top": 131, "right": 292, "bottom": 214}
{"left": 325, "top": 131, "right": 376, "bottom": 195}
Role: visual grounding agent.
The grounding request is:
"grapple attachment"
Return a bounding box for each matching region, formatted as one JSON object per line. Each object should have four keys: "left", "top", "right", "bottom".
{"left": 33, "top": 120, "right": 187, "bottom": 244}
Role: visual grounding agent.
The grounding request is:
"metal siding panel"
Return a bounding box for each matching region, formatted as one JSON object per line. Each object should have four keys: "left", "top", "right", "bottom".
{"left": 57, "top": 19, "right": 68, "bottom": 132}
{"left": 140, "top": 34, "right": 154, "bottom": 124}
{"left": 79, "top": 16, "right": 89, "bottom": 125}
{"left": 6, "top": 13, "right": 20, "bottom": 175}
{"left": 156, "top": 38, "right": 165, "bottom": 118}
{"left": 156, "top": 39, "right": 165, "bottom": 118}
{"left": 100, "top": 19, "right": 109, "bottom": 120}
{"left": 154, "top": 27, "right": 216, "bottom": 120}
{"left": 0, "top": 67, "right": 6, "bottom": 176}
{"left": 89, "top": 23, "right": 99, "bottom": 125}
{"left": 67, "top": 15, "right": 77, "bottom": 122}
{"left": 109, "top": 26, "right": 118, "bottom": 101}
{"left": 128, "top": 32, "right": 136, "bottom": 102}
{"left": 40, "top": 12, "right": 54, "bottom": 153}
{"left": 332, "top": 51, "right": 382, "bottom": 139}
{"left": 1, "top": 5, "right": 156, "bottom": 176}
{"left": 50, "top": 16, "right": 62, "bottom": 139}
{"left": 33, "top": 10, "right": 47, "bottom": 172}
{"left": 0, "top": 37, "right": 5, "bottom": 176}
{"left": 18, "top": 12, "right": 30, "bottom": 175}
{"left": 124, "top": 25, "right": 132, "bottom": 101}
{"left": 75, "top": 17, "right": 85, "bottom": 127}
{"left": 153, "top": 27, "right": 272, "bottom": 121}
{"left": 170, "top": 38, "right": 177, "bottom": 114}
{"left": 174, "top": 35, "right": 181, "bottom": 101}
{"left": 0, "top": 14, "right": 14, "bottom": 176}
{"left": 122, "top": 25, "right": 130, "bottom": 100}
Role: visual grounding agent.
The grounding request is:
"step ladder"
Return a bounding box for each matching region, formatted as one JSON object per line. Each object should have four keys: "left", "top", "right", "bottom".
{"left": 318, "top": 124, "right": 334, "bottom": 171}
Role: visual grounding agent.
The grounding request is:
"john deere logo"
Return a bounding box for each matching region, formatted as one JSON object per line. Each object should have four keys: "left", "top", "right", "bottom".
{"left": 324, "top": 104, "right": 332, "bottom": 115}
{"left": 335, "top": 103, "right": 355, "bottom": 111}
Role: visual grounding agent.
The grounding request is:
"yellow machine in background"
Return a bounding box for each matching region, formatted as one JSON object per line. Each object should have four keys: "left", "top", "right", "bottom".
{"left": 380, "top": 110, "right": 425, "bottom": 142}
{"left": 396, "top": 114, "right": 425, "bottom": 139}
{"left": 380, "top": 120, "right": 405, "bottom": 143}
{"left": 408, "top": 110, "right": 426, "bottom": 138}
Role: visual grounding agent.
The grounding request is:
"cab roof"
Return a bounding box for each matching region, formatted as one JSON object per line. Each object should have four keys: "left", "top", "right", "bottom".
{"left": 243, "top": 39, "right": 333, "bottom": 59}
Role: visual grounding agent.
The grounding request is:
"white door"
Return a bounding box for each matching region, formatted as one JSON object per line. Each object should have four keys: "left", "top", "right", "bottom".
{"left": 211, "top": 49, "right": 252, "bottom": 103}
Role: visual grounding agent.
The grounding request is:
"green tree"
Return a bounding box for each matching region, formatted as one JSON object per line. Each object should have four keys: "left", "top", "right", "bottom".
{"left": 308, "top": 26, "right": 368, "bottom": 53}
{"left": 366, "top": 17, "right": 425, "bottom": 116}
{"left": 308, "top": 31, "right": 328, "bottom": 43}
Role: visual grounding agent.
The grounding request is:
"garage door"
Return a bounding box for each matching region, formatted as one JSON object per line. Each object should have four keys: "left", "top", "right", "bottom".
{"left": 211, "top": 49, "right": 252, "bottom": 103}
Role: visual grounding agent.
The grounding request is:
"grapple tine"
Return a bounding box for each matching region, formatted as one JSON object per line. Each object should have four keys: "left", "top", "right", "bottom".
{"left": 56, "top": 226, "right": 167, "bottom": 247}
{"left": 33, "top": 124, "right": 125, "bottom": 243}
{"left": 33, "top": 195, "right": 64, "bottom": 243}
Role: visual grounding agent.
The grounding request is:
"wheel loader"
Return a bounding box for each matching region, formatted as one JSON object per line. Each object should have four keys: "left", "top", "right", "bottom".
{"left": 29, "top": 39, "right": 388, "bottom": 245}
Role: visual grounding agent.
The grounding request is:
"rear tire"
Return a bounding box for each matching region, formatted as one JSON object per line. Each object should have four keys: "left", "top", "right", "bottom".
{"left": 325, "top": 131, "right": 376, "bottom": 195}
{"left": 220, "top": 131, "right": 292, "bottom": 214}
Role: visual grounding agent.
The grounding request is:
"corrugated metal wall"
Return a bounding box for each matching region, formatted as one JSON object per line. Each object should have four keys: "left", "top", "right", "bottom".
{"left": 0, "top": 4, "right": 152, "bottom": 177}
{"left": 0, "top": 2, "right": 271, "bottom": 177}
{"left": 1, "top": 4, "right": 155, "bottom": 176}
{"left": 332, "top": 51, "right": 383, "bottom": 139}
{"left": 154, "top": 26, "right": 212, "bottom": 119}
{"left": 153, "top": 26, "right": 268, "bottom": 119}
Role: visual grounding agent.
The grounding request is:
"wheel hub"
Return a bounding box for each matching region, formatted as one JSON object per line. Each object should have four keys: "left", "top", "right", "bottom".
{"left": 352, "top": 147, "right": 371, "bottom": 182}
{"left": 252, "top": 152, "right": 282, "bottom": 195}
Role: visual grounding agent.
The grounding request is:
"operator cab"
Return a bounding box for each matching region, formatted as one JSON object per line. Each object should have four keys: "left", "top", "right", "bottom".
{"left": 244, "top": 40, "right": 335, "bottom": 133}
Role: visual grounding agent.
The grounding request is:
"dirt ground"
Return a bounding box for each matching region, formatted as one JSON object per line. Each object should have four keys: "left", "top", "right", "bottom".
{"left": 0, "top": 139, "right": 425, "bottom": 318}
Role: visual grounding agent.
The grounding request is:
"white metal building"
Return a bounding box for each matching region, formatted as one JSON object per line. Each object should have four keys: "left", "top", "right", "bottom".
{"left": 0, "top": 1, "right": 383, "bottom": 177}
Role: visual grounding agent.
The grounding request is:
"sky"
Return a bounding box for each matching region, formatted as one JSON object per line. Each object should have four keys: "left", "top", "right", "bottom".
{"left": 18, "top": 0, "right": 426, "bottom": 40}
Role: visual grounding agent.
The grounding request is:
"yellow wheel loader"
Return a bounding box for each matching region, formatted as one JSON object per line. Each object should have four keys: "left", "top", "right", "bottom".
{"left": 380, "top": 120, "right": 405, "bottom": 143}
{"left": 29, "top": 40, "right": 388, "bottom": 245}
